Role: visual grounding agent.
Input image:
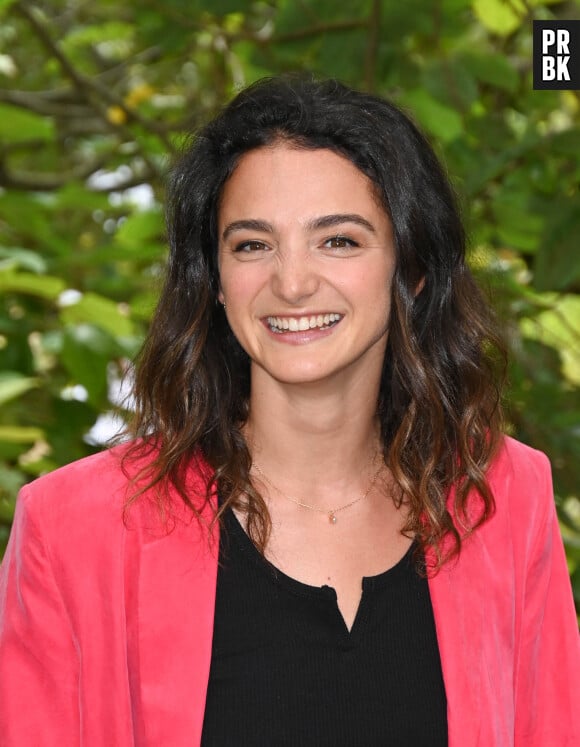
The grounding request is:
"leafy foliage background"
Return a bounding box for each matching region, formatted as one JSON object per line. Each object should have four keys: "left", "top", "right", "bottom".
{"left": 1, "top": 0, "right": 579, "bottom": 606}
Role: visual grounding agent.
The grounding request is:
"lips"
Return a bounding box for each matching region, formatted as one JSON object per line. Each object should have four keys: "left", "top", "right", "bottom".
{"left": 266, "top": 313, "right": 342, "bottom": 333}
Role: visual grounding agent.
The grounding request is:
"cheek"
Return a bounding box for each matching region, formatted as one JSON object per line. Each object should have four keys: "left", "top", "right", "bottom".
{"left": 221, "top": 263, "right": 270, "bottom": 302}
{"left": 338, "top": 263, "right": 393, "bottom": 306}
{"left": 218, "top": 269, "right": 263, "bottom": 324}
{"left": 362, "top": 269, "right": 395, "bottom": 328}
{"left": 216, "top": 262, "right": 242, "bottom": 305}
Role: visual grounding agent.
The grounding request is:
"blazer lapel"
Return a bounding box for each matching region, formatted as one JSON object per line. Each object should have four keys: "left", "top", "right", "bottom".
{"left": 124, "top": 477, "right": 219, "bottom": 746}
{"left": 428, "top": 538, "right": 484, "bottom": 747}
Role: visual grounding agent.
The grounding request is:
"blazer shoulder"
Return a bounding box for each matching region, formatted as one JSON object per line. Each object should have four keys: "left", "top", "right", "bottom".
{"left": 490, "top": 435, "right": 550, "bottom": 480}
{"left": 17, "top": 443, "right": 213, "bottom": 538}
{"left": 485, "top": 435, "right": 554, "bottom": 536}
{"left": 19, "top": 444, "right": 132, "bottom": 516}
{"left": 12, "top": 448, "right": 139, "bottom": 561}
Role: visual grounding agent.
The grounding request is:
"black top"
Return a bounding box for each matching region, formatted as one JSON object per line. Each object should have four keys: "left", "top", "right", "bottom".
{"left": 201, "top": 507, "right": 448, "bottom": 746}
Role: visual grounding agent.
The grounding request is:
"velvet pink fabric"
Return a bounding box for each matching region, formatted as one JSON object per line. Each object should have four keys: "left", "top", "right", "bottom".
{"left": 0, "top": 436, "right": 578, "bottom": 746}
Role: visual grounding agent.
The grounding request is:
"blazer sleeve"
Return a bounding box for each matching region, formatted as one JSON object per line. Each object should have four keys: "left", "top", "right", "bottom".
{"left": 514, "top": 451, "right": 580, "bottom": 746}
{"left": 0, "top": 486, "right": 80, "bottom": 746}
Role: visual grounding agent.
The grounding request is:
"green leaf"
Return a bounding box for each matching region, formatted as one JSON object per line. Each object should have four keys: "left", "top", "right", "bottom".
{"left": 62, "top": 21, "right": 136, "bottom": 49}
{"left": 55, "top": 183, "right": 112, "bottom": 212}
{"left": 0, "top": 495, "right": 17, "bottom": 524}
{"left": 45, "top": 399, "right": 100, "bottom": 466}
{"left": 115, "top": 209, "right": 164, "bottom": 248}
{"left": 59, "top": 292, "right": 134, "bottom": 337}
{"left": 0, "top": 106, "right": 54, "bottom": 142}
{"left": 491, "top": 194, "right": 544, "bottom": 254}
{"left": 520, "top": 295, "right": 580, "bottom": 387}
{"left": 20, "top": 457, "right": 59, "bottom": 478}
{"left": 547, "top": 129, "right": 580, "bottom": 157}
{"left": 314, "top": 25, "right": 367, "bottom": 83}
{"left": 396, "top": 90, "right": 463, "bottom": 144}
{"left": 0, "top": 0, "right": 16, "bottom": 18}
{"left": 0, "top": 426, "right": 44, "bottom": 443}
{"left": 423, "top": 60, "right": 479, "bottom": 109}
{"left": 0, "top": 373, "right": 39, "bottom": 407}
{"left": 442, "top": 0, "right": 472, "bottom": 12}
{"left": 460, "top": 51, "right": 519, "bottom": 92}
{"left": 60, "top": 326, "right": 112, "bottom": 407}
{"left": 0, "top": 247, "right": 48, "bottom": 274}
{"left": 0, "top": 193, "right": 60, "bottom": 252}
{"left": 535, "top": 201, "right": 580, "bottom": 292}
{"left": 0, "top": 270, "right": 65, "bottom": 299}
{"left": 471, "top": 0, "right": 525, "bottom": 36}
{"left": 198, "top": 1, "right": 245, "bottom": 18}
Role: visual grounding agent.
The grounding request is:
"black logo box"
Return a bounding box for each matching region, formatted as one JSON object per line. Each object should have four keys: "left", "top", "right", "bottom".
{"left": 533, "top": 20, "right": 580, "bottom": 90}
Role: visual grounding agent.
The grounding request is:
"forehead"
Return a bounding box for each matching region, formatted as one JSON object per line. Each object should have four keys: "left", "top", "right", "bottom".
{"left": 218, "top": 145, "right": 385, "bottom": 226}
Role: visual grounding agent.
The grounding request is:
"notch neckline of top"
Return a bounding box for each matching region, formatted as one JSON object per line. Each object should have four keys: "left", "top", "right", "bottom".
{"left": 223, "top": 502, "right": 418, "bottom": 600}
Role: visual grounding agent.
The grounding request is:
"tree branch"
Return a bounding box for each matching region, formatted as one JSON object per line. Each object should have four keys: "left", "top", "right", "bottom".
{"left": 14, "top": 1, "right": 176, "bottom": 158}
{"left": 0, "top": 150, "right": 157, "bottom": 192}
{"left": 91, "top": 46, "right": 163, "bottom": 85}
{"left": 0, "top": 154, "right": 108, "bottom": 191}
{"left": 0, "top": 89, "right": 92, "bottom": 118}
{"left": 91, "top": 168, "right": 158, "bottom": 193}
{"left": 262, "top": 19, "right": 367, "bottom": 44}
{"left": 364, "top": 0, "right": 382, "bottom": 93}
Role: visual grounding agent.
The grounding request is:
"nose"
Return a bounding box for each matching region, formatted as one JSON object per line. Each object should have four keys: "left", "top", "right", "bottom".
{"left": 270, "top": 247, "right": 320, "bottom": 305}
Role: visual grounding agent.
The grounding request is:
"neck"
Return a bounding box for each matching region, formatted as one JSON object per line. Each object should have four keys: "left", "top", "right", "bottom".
{"left": 245, "top": 366, "right": 382, "bottom": 497}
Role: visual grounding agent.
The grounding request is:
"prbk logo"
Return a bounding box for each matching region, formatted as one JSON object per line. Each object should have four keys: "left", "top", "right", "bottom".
{"left": 533, "top": 21, "right": 580, "bottom": 90}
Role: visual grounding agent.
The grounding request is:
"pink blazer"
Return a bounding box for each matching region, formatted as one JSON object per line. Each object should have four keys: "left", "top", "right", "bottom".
{"left": 0, "top": 436, "right": 578, "bottom": 746}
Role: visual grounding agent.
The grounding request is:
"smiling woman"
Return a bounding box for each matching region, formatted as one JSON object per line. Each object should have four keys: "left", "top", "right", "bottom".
{"left": 217, "top": 146, "right": 395, "bottom": 387}
{"left": 0, "top": 76, "right": 578, "bottom": 747}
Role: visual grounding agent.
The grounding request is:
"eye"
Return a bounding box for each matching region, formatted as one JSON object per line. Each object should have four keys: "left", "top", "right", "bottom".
{"left": 323, "top": 235, "right": 359, "bottom": 250}
{"left": 234, "top": 240, "right": 269, "bottom": 253}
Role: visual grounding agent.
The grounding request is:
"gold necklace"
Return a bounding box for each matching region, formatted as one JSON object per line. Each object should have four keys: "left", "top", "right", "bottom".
{"left": 252, "top": 458, "right": 383, "bottom": 525}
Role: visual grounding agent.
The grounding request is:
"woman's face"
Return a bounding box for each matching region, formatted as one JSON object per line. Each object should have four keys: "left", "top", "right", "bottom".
{"left": 217, "top": 144, "right": 396, "bottom": 390}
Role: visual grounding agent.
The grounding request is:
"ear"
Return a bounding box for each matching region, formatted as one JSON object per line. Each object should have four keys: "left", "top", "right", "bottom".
{"left": 217, "top": 288, "right": 225, "bottom": 305}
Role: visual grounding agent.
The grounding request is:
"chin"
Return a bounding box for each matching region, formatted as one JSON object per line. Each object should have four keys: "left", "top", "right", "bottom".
{"left": 270, "top": 362, "right": 350, "bottom": 387}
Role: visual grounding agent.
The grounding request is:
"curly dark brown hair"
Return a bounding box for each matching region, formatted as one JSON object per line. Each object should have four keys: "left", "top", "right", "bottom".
{"left": 123, "top": 75, "right": 506, "bottom": 569}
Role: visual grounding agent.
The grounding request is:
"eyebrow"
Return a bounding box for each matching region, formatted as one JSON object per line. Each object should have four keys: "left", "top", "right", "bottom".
{"left": 305, "top": 214, "right": 376, "bottom": 233}
{"left": 221, "top": 213, "right": 376, "bottom": 241}
{"left": 222, "top": 219, "right": 274, "bottom": 241}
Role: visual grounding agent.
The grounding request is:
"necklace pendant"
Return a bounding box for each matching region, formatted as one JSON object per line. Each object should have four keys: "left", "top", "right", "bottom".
{"left": 328, "top": 512, "right": 337, "bottom": 525}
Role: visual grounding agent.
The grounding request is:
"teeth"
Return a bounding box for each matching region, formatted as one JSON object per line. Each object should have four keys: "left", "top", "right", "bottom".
{"left": 267, "top": 314, "right": 342, "bottom": 332}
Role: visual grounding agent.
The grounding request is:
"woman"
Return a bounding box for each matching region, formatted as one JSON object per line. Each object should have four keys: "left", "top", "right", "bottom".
{"left": 0, "top": 76, "right": 578, "bottom": 746}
